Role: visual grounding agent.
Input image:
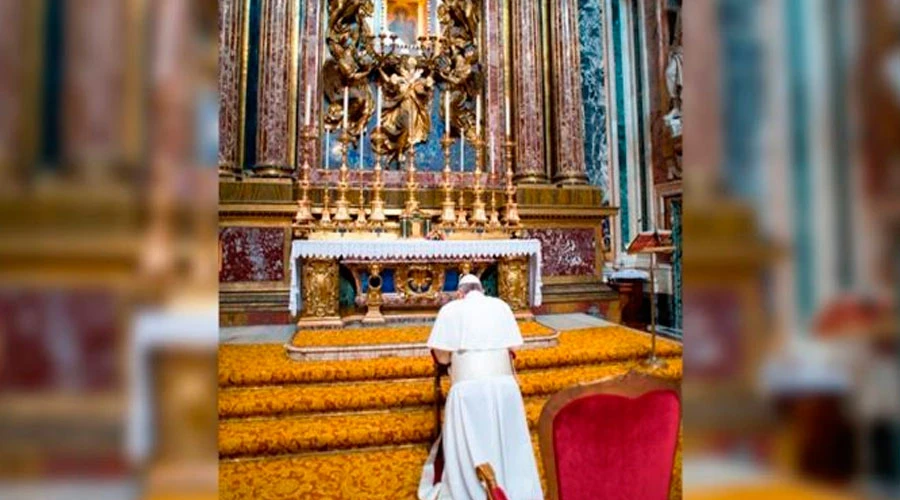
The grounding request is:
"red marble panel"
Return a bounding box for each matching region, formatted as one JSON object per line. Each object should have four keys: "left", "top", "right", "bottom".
{"left": 523, "top": 227, "right": 597, "bottom": 276}
{"left": 0, "top": 289, "right": 119, "bottom": 392}
{"left": 219, "top": 227, "right": 286, "bottom": 282}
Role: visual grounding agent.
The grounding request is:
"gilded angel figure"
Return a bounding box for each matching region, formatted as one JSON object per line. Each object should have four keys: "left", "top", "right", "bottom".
{"left": 380, "top": 56, "right": 434, "bottom": 156}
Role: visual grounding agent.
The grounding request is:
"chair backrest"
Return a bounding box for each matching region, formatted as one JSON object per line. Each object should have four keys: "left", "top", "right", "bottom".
{"left": 476, "top": 463, "right": 510, "bottom": 500}
{"left": 538, "top": 371, "right": 681, "bottom": 500}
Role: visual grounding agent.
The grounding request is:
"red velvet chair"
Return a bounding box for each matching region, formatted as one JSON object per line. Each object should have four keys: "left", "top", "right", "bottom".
{"left": 538, "top": 371, "right": 681, "bottom": 500}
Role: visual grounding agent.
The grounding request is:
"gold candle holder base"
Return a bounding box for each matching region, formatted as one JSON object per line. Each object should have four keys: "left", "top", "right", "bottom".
{"left": 333, "top": 130, "right": 353, "bottom": 224}
{"left": 439, "top": 135, "right": 456, "bottom": 227}
{"left": 502, "top": 139, "right": 521, "bottom": 228}
{"left": 470, "top": 137, "right": 488, "bottom": 227}
{"left": 368, "top": 127, "right": 388, "bottom": 229}
{"left": 402, "top": 144, "right": 420, "bottom": 217}
{"left": 293, "top": 125, "right": 317, "bottom": 227}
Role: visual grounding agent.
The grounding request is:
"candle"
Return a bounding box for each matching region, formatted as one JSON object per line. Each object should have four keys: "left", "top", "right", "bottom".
{"left": 325, "top": 128, "right": 331, "bottom": 170}
{"left": 475, "top": 96, "right": 481, "bottom": 137}
{"left": 490, "top": 137, "right": 495, "bottom": 174}
{"left": 304, "top": 84, "right": 312, "bottom": 126}
{"left": 444, "top": 91, "right": 450, "bottom": 136}
{"left": 376, "top": 86, "right": 382, "bottom": 127}
{"left": 505, "top": 96, "right": 511, "bottom": 136}
{"left": 459, "top": 132, "right": 464, "bottom": 172}
{"left": 342, "top": 87, "right": 349, "bottom": 130}
{"left": 358, "top": 127, "right": 364, "bottom": 169}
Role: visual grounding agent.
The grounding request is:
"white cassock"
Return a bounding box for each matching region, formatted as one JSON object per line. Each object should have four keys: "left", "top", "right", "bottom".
{"left": 417, "top": 290, "right": 543, "bottom": 500}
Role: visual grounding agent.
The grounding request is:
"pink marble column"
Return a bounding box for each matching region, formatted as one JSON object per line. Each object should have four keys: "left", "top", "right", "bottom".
{"left": 510, "top": 0, "right": 547, "bottom": 183}
{"left": 296, "top": 0, "right": 325, "bottom": 171}
{"left": 548, "top": 0, "right": 588, "bottom": 185}
{"left": 63, "top": 0, "right": 126, "bottom": 182}
{"left": 254, "top": 0, "right": 299, "bottom": 178}
{"left": 0, "top": 0, "right": 26, "bottom": 189}
{"left": 218, "top": 0, "right": 249, "bottom": 177}
{"left": 482, "top": 0, "right": 505, "bottom": 176}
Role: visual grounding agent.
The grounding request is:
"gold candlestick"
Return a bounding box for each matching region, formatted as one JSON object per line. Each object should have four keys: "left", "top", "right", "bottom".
{"left": 503, "top": 139, "right": 520, "bottom": 228}
{"left": 470, "top": 137, "right": 488, "bottom": 226}
{"left": 293, "top": 125, "right": 315, "bottom": 227}
{"left": 368, "top": 127, "right": 387, "bottom": 227}
{"left": 403, "top": 144, "right": 419, "bottom": 216}
{"left": 487, "top": 168, "right": 501, "bottom": 230}
{"left": 354, "top": 171, "right": 367, "bottom": 228}
{"left": 440, "top": 135, "right": 456, "bottom": 226}
{"left": 333, "top": 129, "right": 353, "bottom": 224}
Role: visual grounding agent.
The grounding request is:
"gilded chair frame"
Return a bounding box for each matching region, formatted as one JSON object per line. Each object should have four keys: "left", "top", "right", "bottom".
{"left": 537, "top": 371, "right": 682, "bottom": 500}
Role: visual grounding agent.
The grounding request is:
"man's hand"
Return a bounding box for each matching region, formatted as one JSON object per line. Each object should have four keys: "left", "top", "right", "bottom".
{"left": 431, "top": 348, "right": 451, "bottom": 366}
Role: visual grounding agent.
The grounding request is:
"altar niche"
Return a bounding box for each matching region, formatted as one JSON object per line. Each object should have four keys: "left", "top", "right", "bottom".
{"left": 295, "top": 0, "right": 520, "bottom": 240}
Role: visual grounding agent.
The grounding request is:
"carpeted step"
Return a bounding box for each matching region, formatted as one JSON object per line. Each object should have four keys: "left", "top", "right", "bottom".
{"left": 219, "top": 326, "right": 682, "bottom": 388}
{"left": 219, "top": 397, "right": 545, "bottom": 458}
{"left": 219, "top": 358, "right": 683, "bottom": 419}
{"left": 219, "top": 437, "right": 549, "bottom": 500}
{"left": 290, "top": 321, "right": 555, "bottom": 347}
{"left": 219, "top": 445, "right": 431, "bottom": 500}
{"left": 219, "top": 359, "right": 682, "bottom": 458}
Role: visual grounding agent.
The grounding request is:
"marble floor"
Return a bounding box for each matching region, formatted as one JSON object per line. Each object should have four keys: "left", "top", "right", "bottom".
{"left": 219, "top": 312, "right": 620, "bottom": 345}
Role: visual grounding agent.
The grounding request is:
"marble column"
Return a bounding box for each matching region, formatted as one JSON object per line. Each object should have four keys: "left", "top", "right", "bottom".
{"left": 218, "top": 0, "right": 250, "bottom": 178}
{"left": 63, "top": 0, "right": 126, "bottom": 183}
{"left": 510, "top": 0, "right": 547, "bottom": 183}
{"left": 253, "top": 0, "right": 299, "bottom": 178}
{"left": 482, "top": 0, "right": 505, "bottom": 176}
{"left": 0, "top": 0, "right": 31, "bottom": 190}
{"left": 296, "top": 0, "right": 324, "bottom": 171}
{"left": 549, "top": 0, "right": 588, "bottom": 185}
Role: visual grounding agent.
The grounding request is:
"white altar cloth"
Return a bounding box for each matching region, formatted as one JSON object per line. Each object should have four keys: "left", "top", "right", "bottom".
{"left": 289, "top": 239, "right": 543, "bottom": 316}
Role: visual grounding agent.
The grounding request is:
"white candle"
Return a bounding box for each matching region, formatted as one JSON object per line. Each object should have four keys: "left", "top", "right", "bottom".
{"left": 325, "top": 128, "right": 331, "bottom": 170}
{"left": 490, "top": 136, "right": 495, "bottom": 174}
{"left": 342, "top": 87, "right": 349, "bottom": 130}
{"left": 459, "top": 132, "right": 464, "bottom": 172}
{"left": 304, "top": 84, "right": 312, "bottom": 126}
{"left": 444, "top": 91, "right": 450, "bottom": 136}
{"left": 505, "top": 96, "right": 511, "bottom": 136}
{"left": 358, "top": 127, "right": 364, "bottom": 169}
{"left": 376, "top": 86, "right": 383, "bottom": 127}
{"left": 475, "top": 95, "right": 481, "bottom": 137}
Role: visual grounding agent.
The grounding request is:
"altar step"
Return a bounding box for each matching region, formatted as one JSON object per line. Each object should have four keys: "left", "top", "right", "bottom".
{"left": 219, "top": 326, "right": 682, "bottom": 387}
{"left": 219, "top": 358, "right": 681, "bottom": 459}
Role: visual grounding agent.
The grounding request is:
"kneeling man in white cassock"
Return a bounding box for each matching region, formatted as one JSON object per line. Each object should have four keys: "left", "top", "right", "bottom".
{"left": 418, "top": 274, "right": 543, "bottom": 500}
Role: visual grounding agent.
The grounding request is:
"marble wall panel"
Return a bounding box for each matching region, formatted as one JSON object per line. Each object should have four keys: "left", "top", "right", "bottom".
{"left": 0, "top": 289, "right": 118, "bottom": 392}
{"left": 219, "top": 227, "right": 286, "bottom": 282}
{"left": 578, "top": 0, "right": 609, "bottom": 200}
{"left": 522, "top": 227, "right": 597, "bottom": 276}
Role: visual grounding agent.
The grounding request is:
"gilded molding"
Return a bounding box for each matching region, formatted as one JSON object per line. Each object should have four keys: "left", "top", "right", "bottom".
{"left": 549, "top": 0, "right": 588, "bottom": 184}
{"left": 254, "top": 0, "right": 300, "bottom": 176}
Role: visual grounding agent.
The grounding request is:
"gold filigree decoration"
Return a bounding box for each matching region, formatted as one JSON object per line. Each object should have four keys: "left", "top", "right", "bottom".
{"left": 395, "top": 263, "right": 446, "bottom": 299}
{"left": 498, "top": 256, "right": 529, "bottom": 312}
{"left": 301, "top": 259, "right": 340, "bottom": 318}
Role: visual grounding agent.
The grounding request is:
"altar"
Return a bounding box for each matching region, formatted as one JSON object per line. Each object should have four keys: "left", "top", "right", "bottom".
{"left": 290, "top": 239, "right": 542, "bottom": 327}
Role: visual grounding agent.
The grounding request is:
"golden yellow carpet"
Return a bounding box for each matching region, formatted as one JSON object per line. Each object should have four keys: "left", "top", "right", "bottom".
{"left": 219, "top": 325, "right": 683, "bottom": 499}
{"left": 291, "top": 321, "right": 556, "bottom": 347}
